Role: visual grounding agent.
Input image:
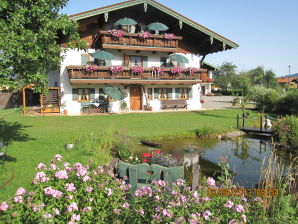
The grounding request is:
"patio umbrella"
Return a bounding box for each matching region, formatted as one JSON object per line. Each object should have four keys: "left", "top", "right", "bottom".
{"left": 169, "top": 54, "right": 189, "bottom": 64}
{"left": 103, "top": 85, "right": 124, "bottom": 101}
{"left": 91, "top": 50, "right": 114, "bottom": 60}
{"left": 114, "top": 17, "right": 137, "bottom": 26}
{"left": 147, "top": 22, "right": 169, "bottom": 32}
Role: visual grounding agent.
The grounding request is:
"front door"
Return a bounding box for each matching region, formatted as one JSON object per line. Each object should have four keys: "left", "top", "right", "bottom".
{"left": 130, "top": 86, "right": 142, "bottom": 110}
{"left": 201, "top": 86, "right": 206, "bottom": 95}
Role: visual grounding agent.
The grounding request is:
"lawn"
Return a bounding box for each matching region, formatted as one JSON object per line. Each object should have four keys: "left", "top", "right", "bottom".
{"left": 0, "top": 109, "right": 241, "bottom": 201}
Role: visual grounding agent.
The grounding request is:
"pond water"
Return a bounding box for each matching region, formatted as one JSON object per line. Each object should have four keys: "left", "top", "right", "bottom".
{"left": 137, "top": 135, "right": 296, "bottom": 188}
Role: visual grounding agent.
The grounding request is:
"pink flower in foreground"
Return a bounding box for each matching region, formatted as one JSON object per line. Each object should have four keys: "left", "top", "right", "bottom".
{"left": 67, "top": 202, "right": 78, "bottom": 213}
{"left": 43, "top": 213, "right": 52, "bottom": 219}
{"left": 66, "top": 183, "right": 76, "bottom": 192}
{"left": 105, "top": 187, "right": 113, "bottom": 196}
{"left": 15, "top": 187, "right": 26, "bottom": 196}
{"left": 37, "top": 163, "right": 46, "bottom": 170}
{"left": 53, "top": 208, "right": 60, "bottom": 215}
{"left": 242, "top": 214, "right": 247, "bottom": 223}
{"left": 83, "top": 207, "right": 92, "bottom": 212}
{"left": 176, "top": 179, "right": 184, "bottom": 186}
{"left": 13, "top": 196, "right": 23, "bottom": 204}
{"left": 55, "top": 170, "right": 68, "bottom": 179}
{"left": 86, "top": 186, "right": 93, "bottom": 193}
{"left": 50, "top": 163, "right": 57, "bottom": 170}
{"left": 206, "top": 177, "right": 216, "bottom": 187}
{"left": 224, "top": 200, "right": 234, "bottom": 208}
{"left": 235, "top": 204, "right": 245, "bottom": 213}
{"left": 33, "top": 171, "right": 49, "bottom": 184}
{"left": 83, "top": 176, "right": 91, "bottom": 182}
{"left": 162, "top": 209, "right": 173, "bottom": 218}
{"left": 55, "top": 154, "right": 63, "bottom": 162}
{"left": 122, "top": 202, "right": 129, "bottom": 209}
{"left": 71, "top": 214, "right": 80, "bottom": 222}
{"left": 0, "top": 202, "right": 8, "bottom": 211}
{"left": 203, "top": 210, "right": 212, "bottom": 220}
{"left": 228, "top": 219, "right": 238, "bottom": 224}
{"left": 98, "top": 166, "right": 104, "bottom": 173}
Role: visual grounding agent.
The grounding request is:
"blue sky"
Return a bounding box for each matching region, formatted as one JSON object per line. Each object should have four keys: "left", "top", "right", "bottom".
{"left": 61, "top": 0, "right": 298, "bottom": 76}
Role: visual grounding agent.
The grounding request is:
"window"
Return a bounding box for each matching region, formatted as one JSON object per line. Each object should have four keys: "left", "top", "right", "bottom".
{"left": 147, "top": 88, "right": 153, "bottom": 100}
{"left": 177, "top": 88, "right": 192, "bottom": 99}
{"left": 130, "top": 56, "right": 143, "bottom": 66}
{"left": 78, "top": 88, "right": 90, "bottom": 102}
{"left": 160, "top": 88, "right": 168, "bottom": 100}
{"left": 98, "top": 88, "right": 105, "bottom": 101}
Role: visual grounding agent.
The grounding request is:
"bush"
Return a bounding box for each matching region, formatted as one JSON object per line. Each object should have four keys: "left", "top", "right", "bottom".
{"left": 195, "top": 127, "right": 214, "bottom": 138}
{"left": 249, "top": 85, "right": 280, "bottom": 113}
{"left": 276, "top": 90, "right": 298, "bottom": 115}
{"left": 272, "top": 116, "right": 298, "bottom": 150}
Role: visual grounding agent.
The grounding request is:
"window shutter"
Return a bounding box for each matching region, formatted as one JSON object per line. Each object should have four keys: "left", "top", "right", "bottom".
{"left": 188, "top": 88, "right": 193, "bottom": 98}
{"left": 168, "top": 88, "right": 172, "bottom": 99}
{"left": 175, "top": 88, "right": 180, "bottom": 99}
{"left": 105, "top": 60, "right": 111, "bottom": 66}
{"left": 81, "top": 54, "right": 88, "bottom": 65}
{"left": 123, "top": 54, "right": 130, "bottom": 67}
{"left": 90, "top": 88, "right": 95, "bottom": 100}
{"left": 72, "top": 88, "right": 78, "bottom": 101}
{"left": 154, "top": 88, "right": 159, "bottom": 99}
{"left": 142, "top": 56, "right": 148, "bottom": 68}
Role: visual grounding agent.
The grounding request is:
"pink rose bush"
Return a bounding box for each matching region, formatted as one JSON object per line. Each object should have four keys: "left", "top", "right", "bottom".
{"left": 0, "top": 155, "right": 267, "bottom": 223}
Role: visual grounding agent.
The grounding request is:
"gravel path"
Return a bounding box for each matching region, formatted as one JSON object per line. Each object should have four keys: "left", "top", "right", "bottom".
{"left": 202, "top": 96, "right": 237, "bottom": 110}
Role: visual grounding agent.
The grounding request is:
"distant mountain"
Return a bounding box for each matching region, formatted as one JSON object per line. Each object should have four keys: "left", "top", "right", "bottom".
{"left": 280, "top": 73, "right": 298, "bottom": 78}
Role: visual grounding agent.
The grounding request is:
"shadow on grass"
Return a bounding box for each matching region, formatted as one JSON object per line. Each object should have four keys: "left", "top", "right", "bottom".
{"left": 192, "top": 111, "right": 234, "bottom": 118}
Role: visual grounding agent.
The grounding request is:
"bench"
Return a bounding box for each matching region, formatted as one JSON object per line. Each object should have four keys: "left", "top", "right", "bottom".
{"left": 160, "top": 100, "right": 187, "bottom": 110}
{"left": 118, "top": 162, "right": 184, "bottom": 193}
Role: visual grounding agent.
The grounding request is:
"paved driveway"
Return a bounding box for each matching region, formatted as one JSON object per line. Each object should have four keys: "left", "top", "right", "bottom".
{"left": 201, "top": 96, "right": 237, "bottom": 110}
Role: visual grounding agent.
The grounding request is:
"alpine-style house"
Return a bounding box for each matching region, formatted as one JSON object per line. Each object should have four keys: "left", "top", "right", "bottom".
{"left": 50, "top": 0, "right": 238, "bottom": 115}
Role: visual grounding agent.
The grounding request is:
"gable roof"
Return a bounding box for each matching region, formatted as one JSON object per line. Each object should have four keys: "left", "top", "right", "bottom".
{"left": 69, "top": 0, "right": 239, "bottom": 50}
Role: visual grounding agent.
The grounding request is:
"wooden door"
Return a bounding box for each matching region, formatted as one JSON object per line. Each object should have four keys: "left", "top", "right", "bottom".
{"left": 130, "top": 86, "right": 142, "bottom": 110}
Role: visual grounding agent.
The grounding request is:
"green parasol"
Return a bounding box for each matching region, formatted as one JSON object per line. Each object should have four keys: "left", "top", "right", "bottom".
{"left": 103, "top": 85, "right": 124, "bottom": 101}
{"left": 114, "top": 17, "right": 137, "bottom": 26}
{"left": 169, "top": 54, "right": 189, "bottom": 64}
{"left": 91, "top": 50, "right": 114, "bottom": 60}
{"left": 147, "top": 22, "right": 169, "bottom": 32}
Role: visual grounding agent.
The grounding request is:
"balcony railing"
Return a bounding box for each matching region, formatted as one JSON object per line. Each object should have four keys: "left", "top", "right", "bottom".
{"left": 67, "top": 66, "right": 206, "bottom": 81}
{"left": 97, "top": 31, "right": 182, "bottom": 50}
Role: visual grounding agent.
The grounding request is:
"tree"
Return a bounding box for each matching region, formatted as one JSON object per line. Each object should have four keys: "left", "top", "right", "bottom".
{"left": 213, "top": 62, "right": 237, "bottom": 90}
{"left": 231, "top": 73, "right": 251, "bottom": 96}
{"left": 0, "top": 0, "right": 86, "bottom": 91}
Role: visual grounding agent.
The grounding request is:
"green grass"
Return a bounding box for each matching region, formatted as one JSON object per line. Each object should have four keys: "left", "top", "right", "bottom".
{"left": 0, "top": 108, "right": 241, "bottom": 201}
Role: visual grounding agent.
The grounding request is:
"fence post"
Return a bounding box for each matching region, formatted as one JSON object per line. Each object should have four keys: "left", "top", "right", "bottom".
{"left": 237, "top": 114, "right": 240, "bottom": 129}
{"left": 260, "top": 115, "right": 263, "bottom": 132}
{"left": 242, "top": 113, "right": 245, "bottom": 127}
{"left": 265, "top": 115, "right": 268, "bottom": 130}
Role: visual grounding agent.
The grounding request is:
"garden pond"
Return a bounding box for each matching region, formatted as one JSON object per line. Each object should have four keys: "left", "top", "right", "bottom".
{"left": 137, "top": 135, "right": 297, "bottom": 188}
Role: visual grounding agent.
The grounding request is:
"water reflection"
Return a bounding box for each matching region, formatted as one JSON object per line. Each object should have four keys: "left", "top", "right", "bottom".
{"left": 137, "top": 135, "right": 296, "bottom": 188}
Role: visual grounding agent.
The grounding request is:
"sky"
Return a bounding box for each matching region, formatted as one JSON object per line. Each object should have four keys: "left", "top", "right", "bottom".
{"left": 61, "top": 0, "right": 298, "bottom": 76}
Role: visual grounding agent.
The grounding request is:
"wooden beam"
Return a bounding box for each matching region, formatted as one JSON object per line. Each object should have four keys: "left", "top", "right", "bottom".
{"left": 102, "top": 44, "right": 179, "bottom": 52}
{"left": 70, "top": 79, "right": 201, "bottom": 85}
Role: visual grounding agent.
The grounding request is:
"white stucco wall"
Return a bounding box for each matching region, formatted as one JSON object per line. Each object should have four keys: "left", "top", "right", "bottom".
{"left": 55, "top": 48, "right": 203, "bottom": 115}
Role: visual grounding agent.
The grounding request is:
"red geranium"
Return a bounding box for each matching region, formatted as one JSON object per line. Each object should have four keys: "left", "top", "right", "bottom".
{"left": 143, "top": 153, "right": 153, "bottom": 157}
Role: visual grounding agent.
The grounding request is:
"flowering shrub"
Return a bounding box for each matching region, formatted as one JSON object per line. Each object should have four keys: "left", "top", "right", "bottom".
{"left": 108, "top": 29, "right": 125, "bottom": 38}
{"left": 132, "top": 65, "right": 144, "bottom": 74}
{"left": 165, "top": 33, "right": 175, "bottom": 39}
{"left": 187, "top": 67, "right": 198, "bottom": 75}
{"left": 0, "top": 155, "right": 130, "bottom": 223}
{"left": 82, "top": 65, "right": 97, "bottom": 73}
{"left": 151, "top": 66, "right": 164, "bottom": 73}
{"left": 170, "top": 67, "right": 184, "bottom": 74}
{"left": 110, "top": 65, "right": 124, "bottom": 74}
{"left": 200, "top": 99, "right": 205, "bottom": 104}
{"left": 147, "top": 152, "right": 181, "bottom": 167}
{"left": 138, "top": 31, "right": 150, "bottom": 39}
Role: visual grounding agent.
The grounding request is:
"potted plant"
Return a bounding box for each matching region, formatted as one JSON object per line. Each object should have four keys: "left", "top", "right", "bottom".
{"left": 170, "top": 67, "right": 184, "bottom": 75}
{"left": 119, "top": 100, "right": 128, "bottom": 112}
{"left": 144, "top": 104, "right": 152, "bottom": 111}
{"left": 60, "top": 101, "right": 68, "bottom": 115}
{"left": 132, "top": 65, "right": 144, "bottom": 75}
{"left": 110, "top": 65, "right": 124, "bottom": 75}
{"left": 108, "top": 29, "right": 125, "bottom": 39}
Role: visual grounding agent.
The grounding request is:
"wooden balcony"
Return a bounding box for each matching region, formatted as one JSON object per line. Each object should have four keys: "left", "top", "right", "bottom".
{"left": 97, "top": 31, "right": 182, "bottom": 52}
{"left": 67, "top": 66, "right": 206, "bottom": 84}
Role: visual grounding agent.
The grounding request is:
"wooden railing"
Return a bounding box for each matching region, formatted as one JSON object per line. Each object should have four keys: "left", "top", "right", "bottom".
{"left": 98, "top": 31, "right": 182, "bottom": 49}
{"left": 67, "top": 66, "right": 205, "bottom": 80}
